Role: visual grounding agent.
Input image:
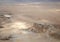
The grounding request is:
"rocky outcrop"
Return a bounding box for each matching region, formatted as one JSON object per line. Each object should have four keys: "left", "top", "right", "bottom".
{"left": 31, "top": 23, "right": 60, "bottom": 40}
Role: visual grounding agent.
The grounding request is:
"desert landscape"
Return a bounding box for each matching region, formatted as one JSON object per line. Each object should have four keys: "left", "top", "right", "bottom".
{"left": 0, "top": 2, "right": 60, "bottom": 24}
{"left": 0, "top": 2, "right": 60, "bottom": 42}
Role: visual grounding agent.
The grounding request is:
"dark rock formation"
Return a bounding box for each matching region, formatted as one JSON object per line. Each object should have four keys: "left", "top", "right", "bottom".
{"left": 26, "top": 22, "right": 60, "bottom": 40}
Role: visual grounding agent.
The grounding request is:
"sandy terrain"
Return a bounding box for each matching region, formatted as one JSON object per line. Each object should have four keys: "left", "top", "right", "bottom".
{"left": 0, "top": 3, "right": 60, "bottom": 42}
{"left": 0, "top": 3, "right": 60, "bottom": 24}
{"left": 0, "top": 21, "right": 60, "bottom": 42}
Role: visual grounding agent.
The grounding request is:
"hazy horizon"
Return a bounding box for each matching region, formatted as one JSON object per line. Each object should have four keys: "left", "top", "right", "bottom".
{"left": 0, "top": 0, "right": 60, "bottom": 4}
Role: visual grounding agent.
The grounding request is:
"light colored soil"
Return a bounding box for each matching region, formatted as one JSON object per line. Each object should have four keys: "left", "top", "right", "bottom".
{"left": 0, "top": 3, "right": 60, "bottom": 42}
{"left": 0, "top": 30, "right": 60, "bottom": 42}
